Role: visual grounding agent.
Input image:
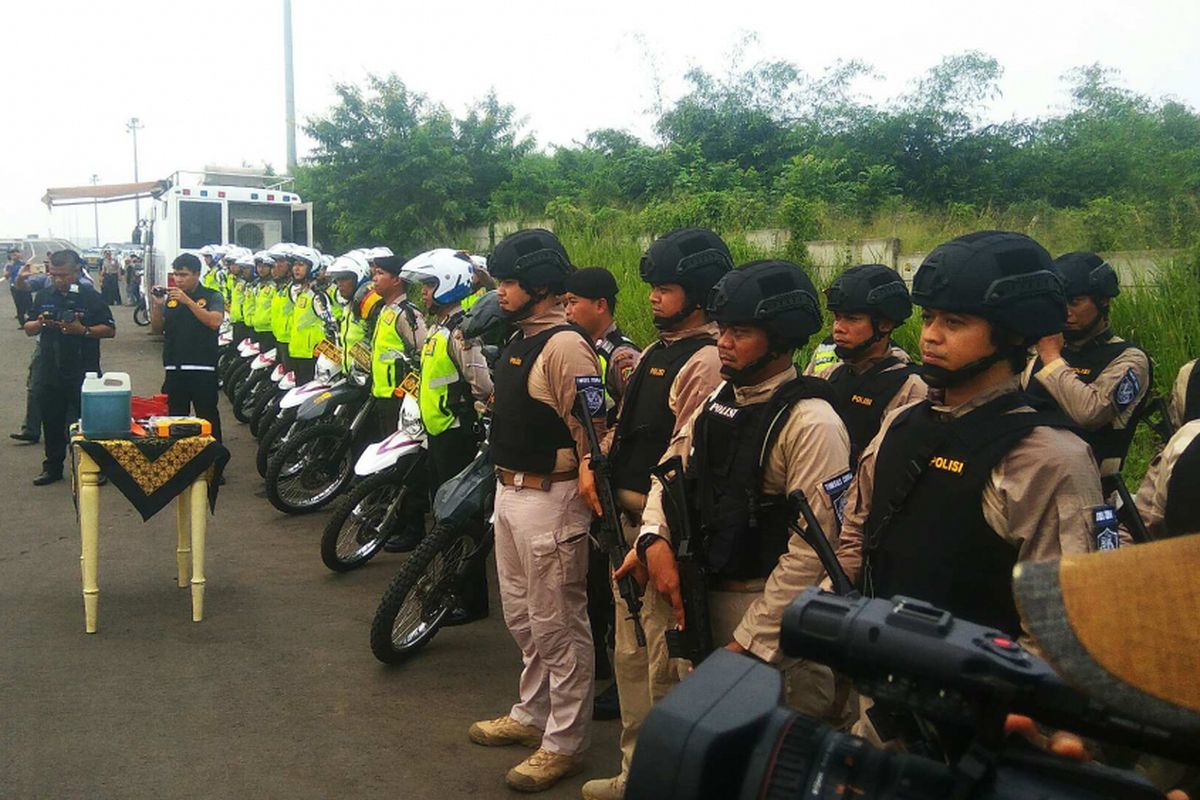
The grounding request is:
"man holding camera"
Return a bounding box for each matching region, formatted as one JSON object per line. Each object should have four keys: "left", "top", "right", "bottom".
{"left": 150, "top": 253, "right": 225, "bottom": 443}
{"left": 22, "top": 250, "right": 115, "bottom": 485}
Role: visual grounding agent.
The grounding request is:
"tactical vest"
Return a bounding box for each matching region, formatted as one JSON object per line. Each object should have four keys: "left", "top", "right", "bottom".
{"left": 1185, "top": 361, "right": 1200, "bottom": 425}
{"left": 595, "top": 326, "right": 638, "bottom": 424}
{"left": 826, "top": 355, "right": 919, "bottom": 466}
{"left": 491, "top": 325, "right": 580, "bottom": 474}
{"left": 691, "top": 376, "right": 839, "bottom": 581}
{"left": 419, "top": 312, "right": 476, "bottom": 437}
{"left": 253, "top": 283, "right": 275, "bottom": 334}
{"left": 863, "top": 392, "right": 1072, "bottom": 636}
{"left": 1165, "top": 433, "right": 1200, "bottom": 536}
{"left": 288, "top": 286, "right": 324, "bottom": 359}
{"left": 370, "top": 301, "right": 417, "bottom": 399}
{"left": 1028, "top": 331, "right": 1150, "bottom": 470}
{"left": 270, "top": 282, "right": 294, "bottom": 343}
{"left": 610, "top": 335, "right": 716, "bottom": 494}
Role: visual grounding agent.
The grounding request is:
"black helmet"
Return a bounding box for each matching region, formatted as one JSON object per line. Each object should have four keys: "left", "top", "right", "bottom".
{"left": 825, "top": 264, "right": 912, "bottom": 323}
{"left": 461, "top": 289, "right": 511, "bottom": 347}
{"left": 1053, "top": 252, "right": 1119, "bottom": 300}
{"left": 488, "top": 228, "right": 572, "bottom": 293}
{"left": 912, "top": 231, "right": 1065, "bottom": 342}
{"left": 640, "top": 228, "right": 732, "bottom": 325}
{"left": 707, "top": 260, "right": 823, "bottom": 348}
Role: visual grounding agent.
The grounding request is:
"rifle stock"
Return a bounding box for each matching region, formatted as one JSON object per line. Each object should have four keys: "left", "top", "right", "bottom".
{"left": 787, "top": 490, "right": 857, "bottom": 597}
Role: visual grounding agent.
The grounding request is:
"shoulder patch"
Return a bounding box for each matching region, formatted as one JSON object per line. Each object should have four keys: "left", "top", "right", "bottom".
{"left": 1092, "top": 505, "right": 1121, "bottom": 551}
{"left": 1113, "top": 368, "right": 1141, "bottom": 411}
{"left": 822, "top": 470, "right": 853, "bottom": 525}
{"left": 575, "top": 375, "right": 606, "bottom": 417}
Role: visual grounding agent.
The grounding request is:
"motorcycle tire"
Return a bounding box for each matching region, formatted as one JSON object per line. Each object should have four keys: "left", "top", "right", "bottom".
{"left": 265, "top": 421, "right": 354, "bottom": 514}
{"left": 256, "top": 409, "right": 300, "bottom": 478}
{"left": 320, "top": 456, "right": 423, "bottom": 573}
{"left": 249, "top": 390, "right": 280, "bottom": 439}
{"left": 232, "top": 370, "right": 267, "bottom": 424}
{"left": 132, "top": 305, "right": 150, "bottom": 327}
{"left": 369, "top": 520, "right": 485, "bottom": 664}
{"left": 226, "top": 359, "right": 253, "bottom": 403}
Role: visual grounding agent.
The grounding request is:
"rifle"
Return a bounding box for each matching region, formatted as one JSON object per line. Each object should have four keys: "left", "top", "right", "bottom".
{"left": 1144, "top": 394, "right": 1177, "bottom": 445}
{"left": 1102, "top": 472, "right": 1153, "bottom": 544}
{"left": 787, "top": 490, "right": 857, "bottom": 597}
{"left": 572, "top": 391, "right": 646, "bottom": 647}
{"left": 650, "top": 456, "right": 714, "bottom": 664}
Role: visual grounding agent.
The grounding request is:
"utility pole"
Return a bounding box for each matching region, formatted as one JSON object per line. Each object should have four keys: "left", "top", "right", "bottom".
{"left": 283, "top": 0, "right": 297, "bottom": 174}
{"left": 90, "top": 174, "right": 100, "bottom": 248}
{"left": 126, "top": 117, "right": 144, "bottom": 229}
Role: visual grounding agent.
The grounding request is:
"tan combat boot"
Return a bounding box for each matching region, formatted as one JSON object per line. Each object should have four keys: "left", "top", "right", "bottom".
{"left": 468, "top": 715, "right": 544, "bottom": 747}
{"left": 505, "top": 748, "right": 585, "bottom": 792}
{"left": 580, "top": 774, "right": 625, "bottom": 800}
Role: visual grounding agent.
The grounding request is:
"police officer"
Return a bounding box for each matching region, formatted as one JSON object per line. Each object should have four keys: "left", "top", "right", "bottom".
{"left": 812, "top": 264, "right": 926, "bottom": 466}
{"left": 285, "top": 246, "right": 325, "bottom": 386}
{"left": 397, "top": 250, "right": 493, "bottom": 612}
{"left": 249, "top": 252, "right": 277, "bottom": 353}
{"left": 326, "top": 251, "right": 382, "bottom": 379}
{"left": 1023, "top": 252, "right": 1151, "bottom": 477}
{"left": 269, "top": 246, "right": 296, "bottom": 371}
{"left": 368, "top": 255, "right": 426, "bottom": 437}
{"left": 1169, "top": 358, "right": 1198, "bottom": 429}
{"left": 467, "top": 229, "right": 602, "bottom": 793}
{"left": 620, "top": 259, "right": 854, "bottom": 732}
{"left": 836, "top": 232, "right": 1107, "bottom": 677}
{"left": 580, "top": 228, "right": 729, "bottom": 800}
{"left": 23, "top": 250, "right": 115, "bottom": 485}
{"left": 1135, "top": 418, "right": 1200, "bottom": 539}
{"left": 563, "top": 267, "right": 640, "bottom": 424}
{"left": 150, "top": 253, "right": 225, "bottom": 442}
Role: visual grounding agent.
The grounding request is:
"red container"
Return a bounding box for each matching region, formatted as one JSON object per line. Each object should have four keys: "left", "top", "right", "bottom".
{"left": 131, "top": 394, "right": 169, "bottom": 419}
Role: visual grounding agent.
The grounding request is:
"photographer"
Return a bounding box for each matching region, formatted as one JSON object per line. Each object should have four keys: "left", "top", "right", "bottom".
{"left": 7, "top": 246, "right": 30, "bottom": 324}
{"left": 22, "top": 249, "right": 114, "bottom": 485}
{"left": 150, "top": 253, "right": 224, "bottom": 443}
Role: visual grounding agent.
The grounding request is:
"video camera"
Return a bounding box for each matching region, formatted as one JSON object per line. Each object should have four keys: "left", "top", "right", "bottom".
{"left": 40, "top": 308, "right": 83, "bottom": 324}
{"left": 627, "top": 589, "right": 1198, "bottom": 800}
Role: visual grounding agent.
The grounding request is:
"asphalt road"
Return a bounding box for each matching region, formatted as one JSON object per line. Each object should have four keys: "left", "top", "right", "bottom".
{"left": 0, "top": 291, "right": 621, "bottom": 800}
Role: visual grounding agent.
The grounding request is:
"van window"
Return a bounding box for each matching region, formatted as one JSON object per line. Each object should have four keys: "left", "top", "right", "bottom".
{"left": 179, "top": 201, "right": 222, "bottom": 249}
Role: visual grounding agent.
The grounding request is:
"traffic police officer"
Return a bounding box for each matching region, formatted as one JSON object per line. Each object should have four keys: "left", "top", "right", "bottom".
{"left": 269, "top": 246, "right": 296, "bottom": 371}
{"left": 286, "top": 246, "right": 326, "bottom": 386}
{"left": 369, "top": 255, "right": 426, "bottom": 436}
{"left": 397, "top": 249, "right": 493, "bottom": 611}
{"left": 620, "top": 260, "right": 854, "bottom": 734}
{"left": 23, "top": 250, "right": 115, "bottom": 485}
{"left": 467, "top": 229, "right": 603, "bottom": 793}
{"left": 150, "top": 253, "right": 225, "bottom": 442}
{"left": 581, "top": 228, "right": 729, "bottom": 800}
{"left": 325, "top": 251, "right": 382, "bottom": 379}
{"left": 1023, "top": 252, "right": 1151, "bottom": 476}
{"left": 811, "top": 264, "right": 926, "bottom": 466}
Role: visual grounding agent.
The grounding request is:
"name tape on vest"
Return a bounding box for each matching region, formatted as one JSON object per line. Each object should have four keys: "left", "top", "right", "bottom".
{"left": 850, "top": 393, "right": 874, "bottom": 407}
{"left": 929, "top": 455, "right": 966, "bottom": 475}
{"left": 708, "top": 401, "right": 739, "bottom": 420}
{"left": 648, "top": 366, "right": 666, "bottom": 377}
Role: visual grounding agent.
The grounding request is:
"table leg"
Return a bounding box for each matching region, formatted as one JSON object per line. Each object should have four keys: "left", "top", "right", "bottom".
{"left": 175, "top": 489, "right": 192, "bottom": 588}
{"left": 77, "top": 452, "right": 101, "bottom": 634}
{"left": 190, "top": 478, "right": 207, "bottom": 622}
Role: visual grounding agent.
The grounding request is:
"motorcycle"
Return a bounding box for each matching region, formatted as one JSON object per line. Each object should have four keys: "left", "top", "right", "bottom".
{"left": 319, "top": 391, "right": 429, "bottom": 572}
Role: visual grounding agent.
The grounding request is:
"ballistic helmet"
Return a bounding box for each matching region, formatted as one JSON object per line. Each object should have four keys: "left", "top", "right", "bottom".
{"left": 1053, "top": 252, "right": 1120, "bottom": 300}
{"left": 911, "top": 231, "right": 1065, "bottom": 342}
{"left": 488, "top": 228, "right": 572, "bottom": 293}
{"left": 400, "top": 248, "right": 474, "bottom": 305}
{"left": 707, "top": 260, "right": 823, "bottom": 348}
{"left": 825, "top": 264, "right": 912, "bottom": 323}
{"left": 639, "top": 227, "right": 732, "bottom": 301}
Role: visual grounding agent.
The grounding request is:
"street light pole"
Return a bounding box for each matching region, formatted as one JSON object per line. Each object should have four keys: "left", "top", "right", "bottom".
{"left": 126, "top": 117, "right": 143, "bottom": 231}
{"left": 90, "top": 174, "right": 100, "bottom": 248}
{"left": 283, "top": 0, "right": 297, "bottom": 174}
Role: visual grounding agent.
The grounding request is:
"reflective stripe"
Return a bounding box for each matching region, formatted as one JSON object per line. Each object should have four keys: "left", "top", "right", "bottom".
{"left": 426, "top": 374, "right": 459, "bottom": 389}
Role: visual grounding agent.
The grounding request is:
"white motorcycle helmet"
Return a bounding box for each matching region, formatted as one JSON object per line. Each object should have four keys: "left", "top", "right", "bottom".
{"left": 401, "top": 248, "right": 474, "bottom": 305}
{"left": 365, "top": 246, "right": 393, "bottom": 264}
{"left": 267, "top": 242, "right": 295, "bottom": 262}
{"left": 326, "top": 251, "right": 372, "bottom": 287}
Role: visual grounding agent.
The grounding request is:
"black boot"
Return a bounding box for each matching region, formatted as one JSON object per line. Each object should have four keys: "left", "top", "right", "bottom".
{"left": 593, "top": 682, "right": 621, "bottom": 721}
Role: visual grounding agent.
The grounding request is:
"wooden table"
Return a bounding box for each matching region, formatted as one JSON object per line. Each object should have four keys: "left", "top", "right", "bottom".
{"left": 74, "top": 448, "right": 207, "bottom": 633}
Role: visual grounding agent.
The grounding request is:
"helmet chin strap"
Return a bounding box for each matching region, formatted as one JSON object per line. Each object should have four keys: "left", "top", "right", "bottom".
{"left": 920, "top": 349, "right": 1008, "bottom": 389}
{"left": 502, "top": 284, "right": 548, "bottom": 321}
{"left": 1063, "top": 306, "right": 1109, "bottom": 344}
{"left": 720, "top": 337, "right": 790, "bottom": 386}
{"left": 652, "top": 302, "right": 699, "bottom": 331}
{"left": 833, "top": 321, "right": 887, "bottom": 361}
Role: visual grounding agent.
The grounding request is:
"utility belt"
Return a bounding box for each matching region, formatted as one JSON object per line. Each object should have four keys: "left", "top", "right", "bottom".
{"left": 495, "top": 467, "right": 578, "bottom": 491}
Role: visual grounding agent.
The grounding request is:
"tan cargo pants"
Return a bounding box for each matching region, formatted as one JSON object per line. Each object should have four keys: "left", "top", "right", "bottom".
{"left": 493, "top": 480, "right": 595, "bottom": 756}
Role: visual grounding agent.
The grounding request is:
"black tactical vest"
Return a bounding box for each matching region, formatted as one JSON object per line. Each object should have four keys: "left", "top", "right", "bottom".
{"left": 1028, "top": 331, "right": 1150, "bottom": 469}
{"left": 595, "top": 326, "right": 639, "bottom": 424}
{"left": 826, "top": 355, "right": 919, "bottom": 466}
{"left": 1165, "top": 434, "right": 1200, "bottom": 536}
{"left": 491, "top": 325, "right": 579, "bottom": 473}
{"left": 692, "top": 376, "right": 839, "bottom": 581}
{"left": 1184, "top": 362, "right": 1200, "bottom": 425}
{"left": 610, "top": 335, "right": 715, "bottom": 493}
{"left": 863, "top": 392, "right": 1072, "bottom": 636}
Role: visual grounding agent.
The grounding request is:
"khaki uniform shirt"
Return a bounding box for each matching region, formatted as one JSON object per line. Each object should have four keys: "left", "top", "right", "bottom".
{"left": 1021, "top": 331, "right": 1150, "bottom": 476}
{"left": 517, "top": 305, "right": 606, "bottom": 473}
{"left": 641, "top": 366, "right": 852, "bottom": 663}
{"left": 836, "top": 378, "right": 1104, "bottom": 623}
{"left": 1169, "top": 359, "right": 1198, "bottom": 430}
{"left": 808, "top": 345, "right": 928, "bottom": 419}
{"left": 1135, "top": 419, "right": 1200, "bottom": 539}
{"left": 605, "top": 323, "right": 724, "bottom": 514}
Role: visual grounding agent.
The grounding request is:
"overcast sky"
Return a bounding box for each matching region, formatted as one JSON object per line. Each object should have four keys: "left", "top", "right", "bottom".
{"left": 3, "top": 0, "right": 1197, "bottom": 247}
